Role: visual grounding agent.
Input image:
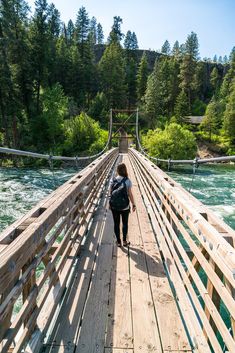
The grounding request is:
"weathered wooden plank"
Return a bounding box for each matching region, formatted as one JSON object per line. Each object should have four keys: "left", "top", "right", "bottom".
{"left": 128, "top": 151, "right": 221, "bottom": 353}
{"left": 144, "top": 244, "right": 191, "bottom": 352}
{"left": 41, "top": 343, "right": 74, "bottom": 353}
{"left": 163, "top": 351, "right": 192, "bottom": 353}
{"left": 75, "top": 242, "right": 113, "bottom": 353}
{"left": 104, "top": 349, "right": 134, "bottom": 353}
{"left": 106, "top": 246, "right": 133, "bottom": 349}
{"left": 127, "top": 205, "right": 161, "bottom": 352}
{"left": 42, "top": 206, "right": 109, "bottom": 351}
{"left": 128, "top": 154, "right": 191, "bottom": 352}
{"left": 130, "top": 261, "right": 162, "bottom": 352}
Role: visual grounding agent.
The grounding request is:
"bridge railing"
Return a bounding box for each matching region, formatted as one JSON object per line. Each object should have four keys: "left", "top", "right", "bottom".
{"left": 0, "top": 148, "right": 118, "bottom": 353}
{"left": 129, "top": 148, "right": 235, "bottom": 353}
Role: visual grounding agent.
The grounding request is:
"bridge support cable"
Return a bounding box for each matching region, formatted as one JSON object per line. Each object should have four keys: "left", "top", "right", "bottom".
{"left": 135, "top": 109, "right": 235, "bottom": 166}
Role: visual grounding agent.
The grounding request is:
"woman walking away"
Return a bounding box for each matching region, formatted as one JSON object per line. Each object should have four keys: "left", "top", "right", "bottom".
{"left": 109, "top": 163, "right": 136, "bottom": 247}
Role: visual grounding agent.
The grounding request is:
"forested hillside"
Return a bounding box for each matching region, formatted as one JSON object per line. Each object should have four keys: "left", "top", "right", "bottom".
{"left": 0, "top": 0, "right": 234, "bottom": 158}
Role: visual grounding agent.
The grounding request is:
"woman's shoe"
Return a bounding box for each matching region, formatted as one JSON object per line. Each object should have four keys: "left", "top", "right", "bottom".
{"left": 116, "top": 241, "right": 122, "bottom": 247}
{"left": 123, "top": 240, "right": 130, "bottom": 247}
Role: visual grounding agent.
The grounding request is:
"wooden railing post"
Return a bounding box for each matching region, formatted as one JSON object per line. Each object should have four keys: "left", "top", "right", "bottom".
{"left": 22, "top": 256, "right": 37, "bottom": 327}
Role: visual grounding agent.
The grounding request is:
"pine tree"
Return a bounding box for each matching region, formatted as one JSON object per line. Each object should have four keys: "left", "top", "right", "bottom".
{"left": 75, "top": 7, "right": 97, "bottom": 106}
{"left": 48, "top": 3, "right": 61, "bottom": 37}
{"left": 108, "top": 16, "right": 124, "bottom": 44}
{"left": 131, "top": 32, "right": 138, "bottom": 49}
{"left": 75, "top": 6, "right": 89, "bottom": 54}
{"left": 179, "top": 43, "right": 186, "bottom": 55}
{"left": 82, "top": 36, "right": 97, "bottom": 106}
{"left": 218, "top": 56, "right": 223, "bottom": 64}
{"left": 175, "top": 90, "right": 189, "bottom": 124}
{"left": 144, "top": 71, "right": 158, "bottom": 127}
{"left": 29, "top": 0, "right": 50, "bottom": 113}
{"left": 89, "top": 16, "right": 97, "bottom": 45}
{"left": 200, "top": 98, "right": 222, "bottom": 140}
{"left": 99, "top": 42, "right": 126, "bottom": 108}
{"left": 223, "top": 79, "right": 235, "bottom": 142}
{"left": 229, "top": 47, "right": 235, "bottom": 62}
{"left": 40, "top": 83, "right": 68, "bottom": 150}
{"left": 47, "top": 3, "right": 61, "bottom": 84}
{"left": 125, "top": 57, "right": 137, "bottom": 109}
{"left": 124, "top": 31, "right": 138, "bottom": 52}
{"left": 69, "top": 44, "right": 83, "bottom": 103}
{"left": 97, "top": 23, "right": 104, "bottom": 44}
{"left": 161, "top": 40, "right": 171, "bottom": 55}
{"left": 144, "top": 57, "right": 177, "bottom": 123}
{"left": 137, "top": 52, "right": 148, "bottom": 101}
{"left": 172, "top": 40, "right": 180, "bottom": 57}
{"left": 192, "top": 61, "right": 208, "bottom": 101}
{"left": 0, "top": 19, "right": 15, "bottom": 146}
{"left": 178, "top": 32, "right": 200, "bottom": 111}
{"left": 179, "top": 54, "right": 195, "bottom": 109}
{"left": 0, "top": 0, "right": 33, "bottom": 146}
{"left": 124, "top": 31, "right": 138, "bottom": 109}
{"left": 220, "top": 50, "right": 235, "bottom": 99}
{"left": 67, "top": 19, "right": 75, "bottom": 44}
{"left": 213, "top": 55, "right": 217, "bottom": 63}
{"left": 55, "top": 36, "right": 72, "bottom": 92}
{"left": 185, "top": 31, "right": 199, "bottom": 60}
{"left": 124, "top": 30, "right": 132, "bottom": 49}
{"left": 223, "top": 55, "right": 228, "bottom": 64}
{"left": 210, "top": 67, "right": 220, "bottom": 94}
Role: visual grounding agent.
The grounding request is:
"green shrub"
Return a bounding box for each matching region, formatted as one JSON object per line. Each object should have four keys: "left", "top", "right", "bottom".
{"left": 142, "top": 123, "right": 197, "bottom": 160}
{"left": 63, "top": 112, "right": 108, "bottom": 155}
{"left": 0, "top": 132, "right": 4, "bottom": 145}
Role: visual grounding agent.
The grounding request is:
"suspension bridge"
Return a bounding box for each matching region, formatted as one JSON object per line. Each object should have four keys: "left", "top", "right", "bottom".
{"left": 0, "top": 110, "right": 235, "bottom": 353}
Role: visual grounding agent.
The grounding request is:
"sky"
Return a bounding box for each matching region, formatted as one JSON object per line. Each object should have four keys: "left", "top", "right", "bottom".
{"left": 27, "top": 0, "right": 235, "bottom": 59}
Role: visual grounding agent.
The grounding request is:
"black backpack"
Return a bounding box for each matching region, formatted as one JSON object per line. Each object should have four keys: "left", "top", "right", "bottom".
{"left": 109, "top": 177, "right": 129, "bottom": 211}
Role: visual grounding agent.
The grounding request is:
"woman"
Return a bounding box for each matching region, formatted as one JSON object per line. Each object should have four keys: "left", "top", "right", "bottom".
{"left": 109, "top": 163, "right": 136, "bottom": 247}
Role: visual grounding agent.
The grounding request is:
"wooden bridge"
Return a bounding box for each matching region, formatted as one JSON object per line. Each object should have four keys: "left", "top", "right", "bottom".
{"left": 0, "top": 147, "right": 235, "bottom": 353}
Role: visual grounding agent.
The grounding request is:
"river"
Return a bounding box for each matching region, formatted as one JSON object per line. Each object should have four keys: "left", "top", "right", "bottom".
{"left": 167, "top": 163, "right": 235, "bottom": 230}
{"left": 0, "top": 164, "right": 234, "bottom": 233}
{"left": 0, "top": 167, "right": 76, "bottom": 233}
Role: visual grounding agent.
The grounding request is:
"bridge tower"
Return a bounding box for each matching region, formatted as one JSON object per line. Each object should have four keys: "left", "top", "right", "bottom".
{"left": 108, "top": 108, "right": 138, "bottom": 152}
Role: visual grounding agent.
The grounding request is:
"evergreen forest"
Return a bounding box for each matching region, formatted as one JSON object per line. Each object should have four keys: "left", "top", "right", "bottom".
{"left": 0, "top": 0, "right": 235, "bottom": 160}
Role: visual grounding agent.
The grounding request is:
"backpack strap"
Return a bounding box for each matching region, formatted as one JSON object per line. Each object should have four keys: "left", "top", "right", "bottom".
{"left": 111, "top": 177, "right": 127, "bottom": 192}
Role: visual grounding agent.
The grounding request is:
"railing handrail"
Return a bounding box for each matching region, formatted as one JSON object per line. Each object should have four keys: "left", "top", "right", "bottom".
{"left": 129, "top": 148, "right": 235, "bottom": 353}
{"left": 0, "top": 148, "right": 118, "bottom": 353}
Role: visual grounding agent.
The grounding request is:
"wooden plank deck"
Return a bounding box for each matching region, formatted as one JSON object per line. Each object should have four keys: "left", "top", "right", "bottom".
{"left": 41, "top": 154, "right": 192, "bottom": 353}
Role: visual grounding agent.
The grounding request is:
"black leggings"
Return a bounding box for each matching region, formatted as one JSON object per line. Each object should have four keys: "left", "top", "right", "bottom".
{"left": 111, "top": 209, "right": 130, "bottom": 243}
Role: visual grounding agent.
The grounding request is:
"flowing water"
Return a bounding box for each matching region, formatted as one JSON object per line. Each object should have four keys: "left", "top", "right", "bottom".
{"left": 0, "top": 164, "right": 234, "bottom": 233}
{"left": 167, "top": 164, "right": 235, "bottom": 230}
{"left": 0, "top": 167, "right": 76, "bottom": 233}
